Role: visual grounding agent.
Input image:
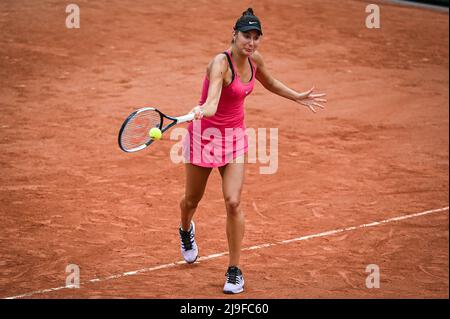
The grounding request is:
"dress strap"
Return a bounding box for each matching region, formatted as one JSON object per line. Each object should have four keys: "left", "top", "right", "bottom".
{"left": 222, "top": 51, "right": 235, "bottom": 83}
{"left": 247, "top": 57, "right": 255, "bottom": 82}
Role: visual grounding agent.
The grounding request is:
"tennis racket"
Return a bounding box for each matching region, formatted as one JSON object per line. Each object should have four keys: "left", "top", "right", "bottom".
{"left": 118, "top": 107, "right": 194, "bottom": 153}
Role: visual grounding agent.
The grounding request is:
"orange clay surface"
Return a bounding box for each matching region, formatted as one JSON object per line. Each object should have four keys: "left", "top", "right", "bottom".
{"left": 0, "top": 0, "right": 448, "bottom": 298}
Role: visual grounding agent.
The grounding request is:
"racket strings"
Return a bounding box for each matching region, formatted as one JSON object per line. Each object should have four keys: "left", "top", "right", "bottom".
{"left": 120, "top": 110, "right": 161, "bottom": 151}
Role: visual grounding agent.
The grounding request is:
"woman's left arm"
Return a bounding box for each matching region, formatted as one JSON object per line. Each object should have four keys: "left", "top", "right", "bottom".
{"left": 252, "top": 51, "right": 327, "bottom": 113}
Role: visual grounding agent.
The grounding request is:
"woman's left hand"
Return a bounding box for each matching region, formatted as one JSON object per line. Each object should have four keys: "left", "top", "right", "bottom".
{"left": 294, "top": 86, "right": 327, "bottom": 113}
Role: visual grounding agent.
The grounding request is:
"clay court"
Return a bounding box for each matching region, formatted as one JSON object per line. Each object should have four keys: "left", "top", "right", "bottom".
{"left": 0, "top": 0, "right": 448, "bottom": 299}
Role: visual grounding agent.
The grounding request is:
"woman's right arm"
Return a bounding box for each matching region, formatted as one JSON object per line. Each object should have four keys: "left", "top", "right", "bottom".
{"left": 190, "top": 55, "right": 227, "bottom": 119}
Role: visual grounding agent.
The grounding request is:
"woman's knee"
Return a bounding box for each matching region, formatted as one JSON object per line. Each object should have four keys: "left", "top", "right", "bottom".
{"left": 225, "top": 196, "right": 241, "bottom": 213}
{"left": 181, "top": 195, "right": 201, "bottom": 211}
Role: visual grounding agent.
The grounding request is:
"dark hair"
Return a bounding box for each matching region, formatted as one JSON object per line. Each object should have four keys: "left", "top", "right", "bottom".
{"left": 242, "top": 8, "right": 255, "bottom": 16}
{"left": 233, "top": 7, "right": 263, "bottom": 36}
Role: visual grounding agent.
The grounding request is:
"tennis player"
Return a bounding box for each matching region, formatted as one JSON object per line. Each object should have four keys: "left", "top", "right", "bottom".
{"left": 178, "top": 8, "right": 326, "bottom": 294}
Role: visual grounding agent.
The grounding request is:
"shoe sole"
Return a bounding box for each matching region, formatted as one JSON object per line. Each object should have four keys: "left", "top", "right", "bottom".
{"left": 185, "top": 249, "right": 199, "bottom": 264}
{"left": 186, "top": 255, "right": 198, "bottom": 264}
{"left": 223, "top": 287, "right": 244, "bottom": 294}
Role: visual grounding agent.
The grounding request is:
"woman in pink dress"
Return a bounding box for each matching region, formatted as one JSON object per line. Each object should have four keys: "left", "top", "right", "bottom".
{"left": 178, "top": 8, "right": 326, "bottom": 294}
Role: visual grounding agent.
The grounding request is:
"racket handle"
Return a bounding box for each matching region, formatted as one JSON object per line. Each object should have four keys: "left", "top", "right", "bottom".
{"left": 176, "top": 113, "right": 195, "bottom": 124}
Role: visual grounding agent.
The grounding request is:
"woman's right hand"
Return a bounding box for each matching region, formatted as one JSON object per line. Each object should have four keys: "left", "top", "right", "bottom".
{"left": 189, "top": 106, "right": 205, "bottom": 121}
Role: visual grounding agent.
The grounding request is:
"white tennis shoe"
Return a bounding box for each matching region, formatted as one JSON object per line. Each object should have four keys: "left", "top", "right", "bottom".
{"left": 179, "top": 221, "right": 198, "bottom": 264}
{"left": 223, "top": 266, "right": 245, "bottom": 294}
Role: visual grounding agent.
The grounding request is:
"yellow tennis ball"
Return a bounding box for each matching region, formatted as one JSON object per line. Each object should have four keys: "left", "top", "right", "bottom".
{"left": 149, "top": 127, "right": 162, "bottom": 140}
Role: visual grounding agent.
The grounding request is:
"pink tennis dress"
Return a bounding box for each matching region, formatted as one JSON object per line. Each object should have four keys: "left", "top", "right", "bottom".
{"left": 183, "top": 50, "right": 257, "bottom": 167}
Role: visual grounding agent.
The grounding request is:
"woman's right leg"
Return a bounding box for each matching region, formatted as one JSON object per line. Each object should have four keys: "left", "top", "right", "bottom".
{"left": 180, "top": 163, "right": 213, "bottom": 231}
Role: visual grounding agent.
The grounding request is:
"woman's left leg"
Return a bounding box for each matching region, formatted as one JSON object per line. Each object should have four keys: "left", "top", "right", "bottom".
{"left": 219, "top": 156, "right": 246, "bottom": 294}
{"left": 218, "top": 156, "right": 245, "bottom": 268}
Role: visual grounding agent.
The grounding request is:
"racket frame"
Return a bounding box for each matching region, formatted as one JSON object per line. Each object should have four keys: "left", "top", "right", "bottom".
{"left": 118, "top": 107, "right": 194, "bottom": 153}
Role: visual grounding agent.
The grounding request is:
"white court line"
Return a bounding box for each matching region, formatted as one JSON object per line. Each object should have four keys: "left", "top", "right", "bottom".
{"left": 4, "top": 206, "right": 448, "bottom": 299}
